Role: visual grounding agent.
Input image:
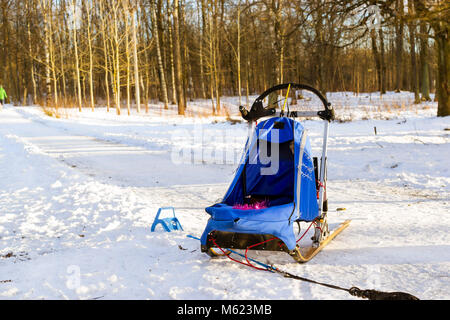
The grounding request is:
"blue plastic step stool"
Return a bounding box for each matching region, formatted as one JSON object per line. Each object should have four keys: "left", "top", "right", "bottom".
{"left": 151, "top": 207, "right": 183, "bottom": 232}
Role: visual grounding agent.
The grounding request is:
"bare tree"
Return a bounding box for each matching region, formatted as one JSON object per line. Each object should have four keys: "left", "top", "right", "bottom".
{"left": 150, "top": 0, "right": 169, "bottom": 109}
{"left": 0, "top": 0, "right": 444, "bottom": 116}
{"left": 172, "top": 0, "right": 185, "bottom": 115}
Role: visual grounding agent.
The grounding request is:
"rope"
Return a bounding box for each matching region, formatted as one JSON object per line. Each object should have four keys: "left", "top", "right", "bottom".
{"left": 296, "top": 221, "right": 315, "bottom": 243}
{"left": 273, "top": 268, "right": 419, "bottom": 300}
{"left": 313, "top": 221, "right": 322, "bottom": 233}
{"left": 210, "top": 237, "right": 256, "bottom": 269}
{"left": 281, "top": 83, "right": 291, "bottom": 116}
{"left": 188, "top": 234, "right": 420, "bottom": 300}
{"left": 316, "top": 179, "right": 326, "bottom": 199}
{"left": 244, "top": 237, "right": 277, "bottom": 271}
{"left": 210, "top": 220, "right": 315, "bottom": 270}
{"left": 210, "top": 219, "right": 323, "bottom": 270}
{"left": 211, "top": 235, "right": 278, "bottom": 272}
{"left": 273, "top": 268, "right": 350, "bottom": 293}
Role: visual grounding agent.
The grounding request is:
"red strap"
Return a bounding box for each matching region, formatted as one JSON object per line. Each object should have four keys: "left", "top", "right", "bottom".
{"left": 210, "top": 237, "right": 274, "bottom": 271}
{"left": 297, "top": 221, "right": 315, "bottom": 243}
{"left": 210, "top": 238, "right": 256, "bottom": 269}
{"left": 244, "top": 237, "right": 277, "bottom": 271}
{"left": 210, "top": 220, "right": 316, "bottom": 271}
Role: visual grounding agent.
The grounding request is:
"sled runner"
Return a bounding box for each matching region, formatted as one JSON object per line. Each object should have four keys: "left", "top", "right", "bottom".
{"left": 289, "top": 219, "right": 350, "bottom": 262}
{"left": 200, "top": 83, "right": 350, "bottom": 263}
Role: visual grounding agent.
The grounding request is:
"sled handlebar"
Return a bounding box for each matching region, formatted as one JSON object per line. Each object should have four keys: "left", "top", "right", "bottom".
{"left": 239, "top": 83, "right": 334, "bottom": 122}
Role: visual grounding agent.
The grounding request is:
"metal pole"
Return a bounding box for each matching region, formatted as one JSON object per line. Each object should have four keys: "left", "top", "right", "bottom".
{"left": 318, "top": 120, "right": 329, "bottom": 214}
{"left": 313, "top": 120, "right": 330, "bottom": 246}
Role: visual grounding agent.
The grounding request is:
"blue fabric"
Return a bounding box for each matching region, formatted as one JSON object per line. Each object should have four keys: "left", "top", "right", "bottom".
{"left": 246, "top": 149, "right": 294, "bottom": 203}
{"left": 201, "top": 117, "right": 319, "bottom": 251}
{"left": 256, "top": 118, "right": 294, "bottom": 143}
{"left": 201, "top": 203, "right": 297, "bottom": 250}
{"left": 293, "top": 121, "right": 319, "bottom": 221}
{"left": 300, "top": 138, "right": 319, "bottom": 220}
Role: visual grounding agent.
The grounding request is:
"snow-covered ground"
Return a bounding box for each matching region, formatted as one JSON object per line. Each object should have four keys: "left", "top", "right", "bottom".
{"left": 0, "top": 91, "right": 448, "bottom": 299}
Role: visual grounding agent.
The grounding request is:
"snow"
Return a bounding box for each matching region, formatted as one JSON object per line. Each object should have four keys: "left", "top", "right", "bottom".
{"left": 0, "top": 91, "right": 448, "bottom": 300}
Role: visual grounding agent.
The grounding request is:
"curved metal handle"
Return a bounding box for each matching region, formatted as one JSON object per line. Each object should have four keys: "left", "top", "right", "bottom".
{"left": 240, "top": 83, "right": 334, "bottom": 122}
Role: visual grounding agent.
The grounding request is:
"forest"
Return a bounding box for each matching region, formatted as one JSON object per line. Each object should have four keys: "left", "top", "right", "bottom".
{"left": 0, "top": 0, "right": 448, "bottom": 116}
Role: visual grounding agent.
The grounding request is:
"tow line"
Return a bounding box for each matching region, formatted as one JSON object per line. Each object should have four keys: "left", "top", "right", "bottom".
{"left": 186, "top": 235, "right": 419, "bottom": 300}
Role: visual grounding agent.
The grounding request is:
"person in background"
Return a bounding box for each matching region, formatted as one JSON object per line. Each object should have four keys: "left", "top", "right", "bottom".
{"left": 0, "top": 85, "right": 7, "bottom": 107}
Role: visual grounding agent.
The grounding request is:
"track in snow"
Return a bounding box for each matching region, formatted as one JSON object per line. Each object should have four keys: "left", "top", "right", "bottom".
{"left": 0, "top": 104, "right": 448, "bottom": 299}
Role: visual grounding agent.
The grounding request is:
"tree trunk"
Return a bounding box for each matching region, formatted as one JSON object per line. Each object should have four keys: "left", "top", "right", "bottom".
{"left": 180, "top": 1, "right": 189, "bottom": 105}
{"left": 237, "top": 4, "right": 241, "bottom": 106}
{"left": 379, "top": 27, "right": 386, "bottom": 94}
{"left": 26, "top": 2, "right": 37, "bottom": 104}
{"left": 208, "top": 10, "right": 216, "bottom": 114}
{"left": 71, "top": 1, "right": 82, "bottom": 111}
{"left": 197, "top": 0, "right": 206, "bottom": 99}
{"left": 435, "top": 26, "right": 449, "bottom": 117}
{"left": 370, "top": 29, "right": 382, "bottom": 93}
{"left": 167, "top": 0, "right": 177, "bottom": 105}
{"left": 173, "top": 0, "right": 185, "bottom": 115}
{"left": 407, "top": 1, "right": 420, "bottom": 104}
{"left": 100, "top": 1, "right": 111, "bottom": 112}
{"left": 394, "top": 0, "right": 404, "bottom": 92}
{"left": 42, "top": 1, "right": 51, "bottom": 105}
{"left": 113, "top": 3, "right": 121, "bottom": 115}
{"left": 419, "top": 22, "right": 431, "bottom": 101}
{"left": 131, "top": 6, "right": 141, "bottom": 113}
{"left": 212, "top": 0, "right": 220, "bottom": 113}
{"left": 125, "top": 1, "right": 131, "bottom": 115}
{"left": 87, "top": 2, "right": 95, "bottom": 111}
{"left": 151, "top": 0, "right": 169, "bottom": 109}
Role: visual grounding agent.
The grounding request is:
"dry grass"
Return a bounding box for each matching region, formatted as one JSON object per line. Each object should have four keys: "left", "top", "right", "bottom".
{"left": 38, "top": 98, "right": 71, "bottom": 119}
{"left": 331, "top": 99, "right": 435, "bottom": 122}
{"left": 31, "top": 93, "right": 435, "bottom": 123}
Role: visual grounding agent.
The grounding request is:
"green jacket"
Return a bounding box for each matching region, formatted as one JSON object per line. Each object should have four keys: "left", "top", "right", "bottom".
{"left": 0, "top": 87, "right": 7, "bottom": 100}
